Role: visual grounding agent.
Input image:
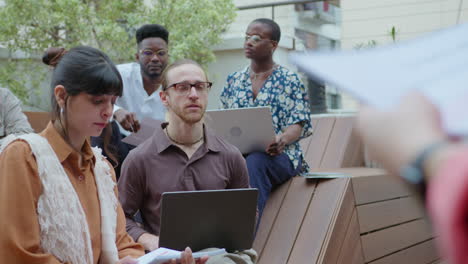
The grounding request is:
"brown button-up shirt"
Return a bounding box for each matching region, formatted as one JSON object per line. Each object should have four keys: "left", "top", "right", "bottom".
{"left": 118, "top": 123, "right": 250, "bottom": 241}
{"left": 0, "top": 122, "right": 144, "bottom": 263}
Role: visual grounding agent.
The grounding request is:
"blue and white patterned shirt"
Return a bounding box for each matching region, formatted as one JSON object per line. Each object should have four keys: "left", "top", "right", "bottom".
{"left": 220, "top": 65, "right": 313, "bottom": 172}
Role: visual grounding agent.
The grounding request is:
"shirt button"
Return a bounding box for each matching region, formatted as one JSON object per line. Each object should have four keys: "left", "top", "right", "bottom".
{"left": 78, "top": 175, "right": 84, "bottom": 181}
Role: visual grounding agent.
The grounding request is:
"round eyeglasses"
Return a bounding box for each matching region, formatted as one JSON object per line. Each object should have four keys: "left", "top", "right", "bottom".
{"left": 165, "top": 81, "right": 212, "bottom": 96}
{"left": 245, "top": 34, "right": 276, "bottom": 45}
{"left": 140, "top": 49, "right": 168, "bottom": 58}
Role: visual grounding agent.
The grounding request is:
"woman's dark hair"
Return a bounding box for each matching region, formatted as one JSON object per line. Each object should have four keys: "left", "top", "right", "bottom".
{"left": 42, "top": 45, "right": 122, "bottom": 165}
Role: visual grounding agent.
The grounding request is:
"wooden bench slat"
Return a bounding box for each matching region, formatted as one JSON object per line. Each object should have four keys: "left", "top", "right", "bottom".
{"left": 337, "top": 209, "right": 365, "bottom": 264}
{"left": 318, "top": 176, "right": 356, "bottom": 264}
{"left": 258, "top": 177, "right": 318, "bottom": 264}
{"left": 361, "top": 219, "right": 434, "bottom": 262}
{"left": 367, "top": 239, "right": 439, "bottom": 264}
{"left": 287, "top": 178, "right": 350, "bottom": 263}
{"left": 429, "top": 260, "right": 446, "bottom": 264}
{"left": 320, "top": 116, "right": 355, "bottom": 169}
{"left": 357, "top": 196, "right": 425, "bottom": 234}
{"left": 253, "top": 179, "right": 293, "bottom": 257}
{"left": 23, "top": 111, "right": 51, "bottom": 133}
{"left": 299, "top": 117, "right": 320, "bottom": 156}
{"left": 305, "top": 116, "right": 335, "bottom": 168}
{"left": 341, "top": 126, "right": 364, "bottom": 168}
{"left": 299, "top": 136, "right": 313, "bottom": 157}
{"left": 351, "top": 170, "right": 411, "bottom": 205}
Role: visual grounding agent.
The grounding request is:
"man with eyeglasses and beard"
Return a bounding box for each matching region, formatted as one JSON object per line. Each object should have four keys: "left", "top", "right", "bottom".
{"left": 220, "top": 18, "right": 313, "bottom": 224}
{"left": 118, "top": 59, "right": 251, "bottom": 256}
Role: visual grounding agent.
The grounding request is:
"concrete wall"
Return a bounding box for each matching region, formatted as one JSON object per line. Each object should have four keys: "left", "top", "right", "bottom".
{"left": 227, "top": 0, "right": 297, "bottom": 40}
{"left": 339, "top": 0, "right": 468, "bottom": 110}
{"left": 342, "top": 0, "right": 468, "bottom": 49}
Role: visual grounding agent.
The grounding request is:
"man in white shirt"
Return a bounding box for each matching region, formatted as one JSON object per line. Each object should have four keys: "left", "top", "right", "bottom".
{"left": 91, "top": 24, "right": 170, "bottom": 178}
{"left": 113, "top": 24, "right": 170, "bottom": 134}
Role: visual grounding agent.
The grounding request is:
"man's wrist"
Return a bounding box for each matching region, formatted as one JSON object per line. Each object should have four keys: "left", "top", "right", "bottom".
{"left": 137, "top": 233, "right": 159, "bottom": 249}
{"left": 399, "top": 140, "right": 449, "bottom": 199}
{"left": 137, "top": 232, "right": 150, "bottom": 243}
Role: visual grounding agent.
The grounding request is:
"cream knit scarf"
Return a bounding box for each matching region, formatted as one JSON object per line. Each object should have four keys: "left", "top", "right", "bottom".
{"left": 0, "top": 134, "right": 119, "bottom": 264}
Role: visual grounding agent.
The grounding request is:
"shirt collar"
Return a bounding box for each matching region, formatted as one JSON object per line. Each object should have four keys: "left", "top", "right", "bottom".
{"left": 153, "top": 122, "right": 172, "bottom": 154}
{"left": 243, "top": 64, "right": 282, "bottom": 76}
{"left": 40, "top": 122, "right": 95, "bottom": 163}
{"left": 153, "top": 122, "right": 221, "bottom": 154}
{"left": 203, "top": 125, "right": 221, "bottom": 152}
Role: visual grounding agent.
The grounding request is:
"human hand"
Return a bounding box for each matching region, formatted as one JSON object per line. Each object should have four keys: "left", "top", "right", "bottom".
{"left": 116, "top": 256, "right": 139, "bottom": 264}
{"left": 166, "top": 247, "right": 209, "bottom": 264}
{"left": 356, "top": 91, "right": 445, "bottom": 176}
{"left": 266, "top": 134, "right": 286, "bottom": 156}
{"left": 114, "top": 109, "right": 141, "bottom": 133}
{"left": 137, "top": 233, "right": 159, "bottom": 252}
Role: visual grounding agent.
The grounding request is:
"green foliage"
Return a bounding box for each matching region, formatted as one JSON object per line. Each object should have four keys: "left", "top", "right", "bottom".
{"left": 388, "top": 26, "right": 398, "bottom": 42}
{"left": 354, "top": 26, "right": 399, "bottom": 50}
{"left": 138, "top": 0, "right": 237, "bottom": 66}
{"left": 353, "top": 40, "right": 377, "bottom": 50}
{"left": 0, "top": 0, "right": 236, "bottom": 103}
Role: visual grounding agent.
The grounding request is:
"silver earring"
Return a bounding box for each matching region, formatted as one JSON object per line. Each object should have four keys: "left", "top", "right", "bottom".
{"left": 60, "top": 108, "right": 64, "bottom": 114}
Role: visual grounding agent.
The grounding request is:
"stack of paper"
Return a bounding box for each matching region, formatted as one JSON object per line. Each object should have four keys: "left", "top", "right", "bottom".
{"left": 138, "top": 247, "right": 226, "bottom": 264}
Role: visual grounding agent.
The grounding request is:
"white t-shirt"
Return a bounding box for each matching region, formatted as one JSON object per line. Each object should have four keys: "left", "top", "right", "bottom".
{"left": 115, "top": 62, "right": 166, "bottom": 134}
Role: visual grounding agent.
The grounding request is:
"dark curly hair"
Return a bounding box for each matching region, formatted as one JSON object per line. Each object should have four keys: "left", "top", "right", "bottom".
{"left": 136, "top": 24, "right": 169, "bottom": 46}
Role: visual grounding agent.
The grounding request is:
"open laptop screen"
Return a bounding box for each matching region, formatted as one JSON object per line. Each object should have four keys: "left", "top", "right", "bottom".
{"left": 159, "top": 188, "right": 258, "bottom": 252}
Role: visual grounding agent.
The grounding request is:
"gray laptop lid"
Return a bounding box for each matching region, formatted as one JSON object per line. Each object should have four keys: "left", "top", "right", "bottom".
{"left": 205, "top": 107, "right": 276, "bottom": 154}
{"left": 159, "top": 188, "right": 258, "bottom": 252}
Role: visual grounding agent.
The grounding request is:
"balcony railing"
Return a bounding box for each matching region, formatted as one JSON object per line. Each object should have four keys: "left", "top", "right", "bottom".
{"left": 237, "top": 0, "right": 339, "bottom": 20}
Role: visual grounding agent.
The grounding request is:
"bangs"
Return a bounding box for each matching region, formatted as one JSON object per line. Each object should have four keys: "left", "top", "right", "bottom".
{"left": 81, "top": 62, "right": 123, "bottom": 97}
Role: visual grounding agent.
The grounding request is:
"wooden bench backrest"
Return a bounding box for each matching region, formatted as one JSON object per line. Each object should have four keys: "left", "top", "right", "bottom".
{"left": 253, "top": 175, "right": 363, "bottom": 264}
{"left": 301, "top": 114, "right": 364, "bottom": 170}
{"left": 23, "top": 111, "right": 51, "bottom": 133}
{"left": 253, "top": 167, "right": 441, "bottom": 264}
{"left": 348, "top": 167, "right": 438, "bottom": 264}
{"left": 318, "top": 168, "right": 439, "bottom": 264}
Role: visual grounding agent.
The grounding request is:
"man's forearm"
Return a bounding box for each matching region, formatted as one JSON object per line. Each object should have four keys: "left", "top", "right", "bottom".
{"left": 137, "top": 233, "right": 159, "bottom": 252}
{"left": 125, "top": 216, "right": 149, "bottom": 243}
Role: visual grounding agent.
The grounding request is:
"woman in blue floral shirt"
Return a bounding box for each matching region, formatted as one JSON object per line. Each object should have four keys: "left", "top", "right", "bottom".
{"left": 220, "top": 18, "right": 313, "bottom": 219}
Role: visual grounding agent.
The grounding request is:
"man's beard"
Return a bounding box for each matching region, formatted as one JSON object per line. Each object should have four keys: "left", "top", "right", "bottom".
{"left": 141, "top": 63, "right": 164, "bottom": 79}
{"left": 172, "top": 104, "right": 205, "bottom": 124}
{"left": 144, "top": 69, "right": 162, "bottom": 79}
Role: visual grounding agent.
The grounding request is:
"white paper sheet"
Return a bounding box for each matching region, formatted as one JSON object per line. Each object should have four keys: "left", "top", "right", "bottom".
{"left": 290, "top": 23, "right": 468, "bottom": 135}
{"left": 138, "top": 247, "right": 226, "bottom": 264}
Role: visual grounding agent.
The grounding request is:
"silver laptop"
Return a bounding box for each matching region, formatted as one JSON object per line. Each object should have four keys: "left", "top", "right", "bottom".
{"left": 205, "top": 107, "right": 276, "bottom": 154}
{"left": 159, "top": 189, "right": 258, "bottom": 252}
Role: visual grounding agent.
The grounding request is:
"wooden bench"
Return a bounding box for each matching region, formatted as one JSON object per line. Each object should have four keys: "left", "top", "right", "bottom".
{"left": 253, "top": 114, "right": 440, "bottom": 264}
{"left": 23, "top": 111, "right": 50, "bottom": 133}
{"left": 253, "top": 168, "right": 440, "bottom": 264}
{"left": 300, "top": 114, "right": 365, "bottom": 169}
{"left": 23, "top": 111, "right": 440, "bottom": 263}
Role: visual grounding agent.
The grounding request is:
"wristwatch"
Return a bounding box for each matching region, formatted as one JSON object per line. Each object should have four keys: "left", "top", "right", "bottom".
{"left": 399, "top": 141, "right": 447, "bottom": 200}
